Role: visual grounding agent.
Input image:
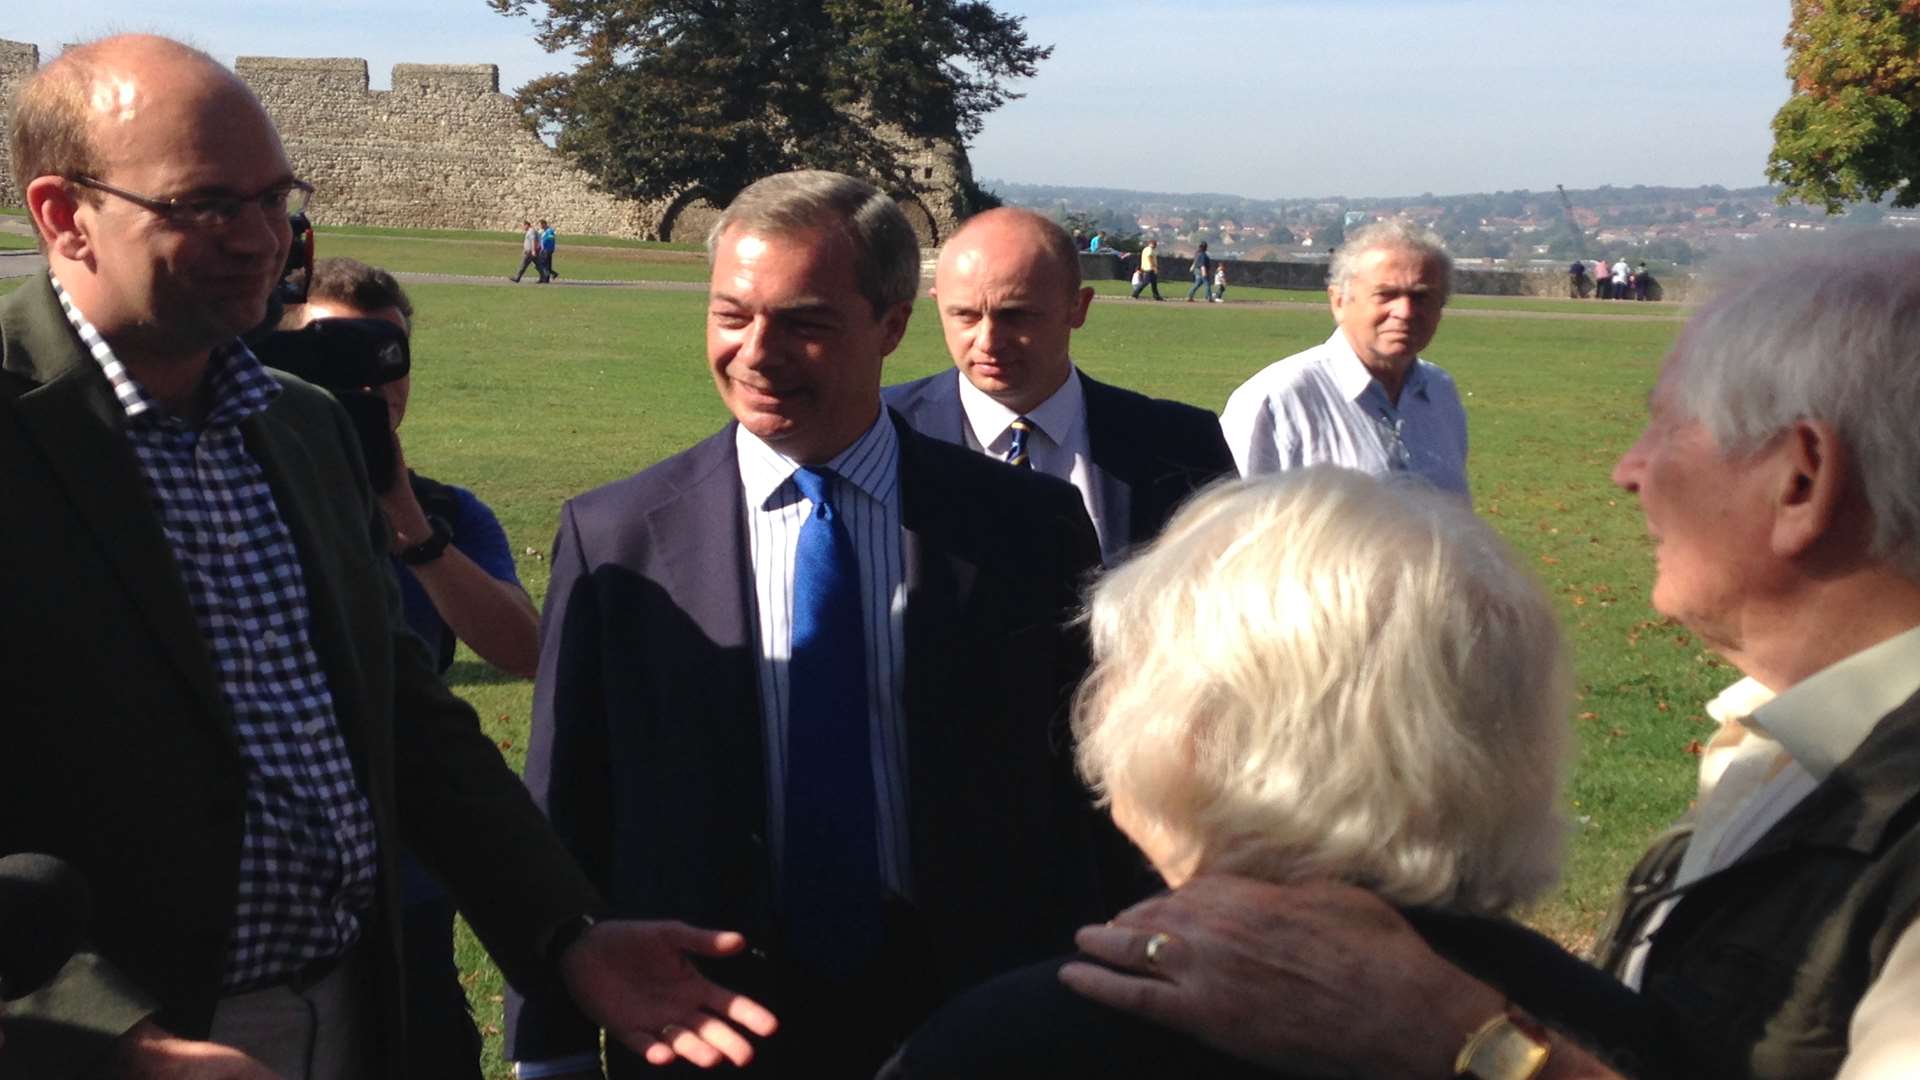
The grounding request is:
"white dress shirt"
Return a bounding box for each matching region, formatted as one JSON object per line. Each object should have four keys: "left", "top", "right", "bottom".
{"left": 955, "top": 364, "right": 1113, "bottom": 561}
{"left": 1619, "top": 625, "right": 1920, "bottom": 1078}
{"left": 736, "top": 413, "right": 913, "bottom": 898}
{"left": 1218, "top": 330, "right": 1470, "bottom": 500}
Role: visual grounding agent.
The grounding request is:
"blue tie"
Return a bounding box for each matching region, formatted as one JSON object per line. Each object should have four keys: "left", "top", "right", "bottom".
{"left": 782, "top": 466, "right": 882, "bottom": 980}
{"left": 1007, "top": 416, "right": 1035, "bottom": 469}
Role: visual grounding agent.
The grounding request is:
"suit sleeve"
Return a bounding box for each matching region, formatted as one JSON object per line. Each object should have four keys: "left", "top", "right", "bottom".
{"left": 328, "top": 406, "right": 602, "bottom": 1003}
{"left": 503, "top": 500, "right": 612, "bottom": 1061}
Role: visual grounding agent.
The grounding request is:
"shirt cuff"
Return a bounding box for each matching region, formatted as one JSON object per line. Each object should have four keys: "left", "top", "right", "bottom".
{"left": 514, "top": 1054, "right": 601, "bottom": 1078}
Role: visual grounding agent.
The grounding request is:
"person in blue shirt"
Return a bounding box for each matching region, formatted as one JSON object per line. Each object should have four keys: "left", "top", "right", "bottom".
{"left": 539, "top": 220, "right": 559, "bottom": 281}
{"left": 287, "top": 257, "right": 541, "bottom": 1080}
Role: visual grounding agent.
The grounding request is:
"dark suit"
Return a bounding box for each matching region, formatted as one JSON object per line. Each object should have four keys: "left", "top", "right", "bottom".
{"left": 506, "top": 413, "right": 1124, "bottom": 1076}
{"left": 0, "top": 274, "right": 600, "bottom": 1078}
{"left": 883, "top": 368, "right": 1236, "bottom": 560}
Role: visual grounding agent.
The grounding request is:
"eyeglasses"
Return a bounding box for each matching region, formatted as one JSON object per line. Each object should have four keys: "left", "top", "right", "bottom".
{"left": 70, "top": 175, "right": 314, "bottom": 228}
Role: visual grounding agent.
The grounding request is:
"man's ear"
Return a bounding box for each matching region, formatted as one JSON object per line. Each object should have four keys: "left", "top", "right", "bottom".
{"left": 1069, "top": 286, "right": 1094, "bottom": 329}
{"left": 1771, "top": 418, "right": 1849, "bottom": 559}
{"left": 25, "top": 176, "right": 87, "bottom": 260}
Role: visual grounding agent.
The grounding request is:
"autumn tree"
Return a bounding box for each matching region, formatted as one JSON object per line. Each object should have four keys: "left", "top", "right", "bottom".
{"left": 1766, "top": 0, "right": 1920, "bottom": 210}
{"left": 488, "top": 0, "right": 1048, "bottom": 207}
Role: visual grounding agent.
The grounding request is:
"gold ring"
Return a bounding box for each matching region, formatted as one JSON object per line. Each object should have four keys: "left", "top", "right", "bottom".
{"left": 1144, "top": 931, "right": 1173, "bottom": 969}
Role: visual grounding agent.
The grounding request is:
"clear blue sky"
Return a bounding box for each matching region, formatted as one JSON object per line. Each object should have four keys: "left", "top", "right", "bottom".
{"left": 5, "top": 1, "right": 1793, "bottom": 200}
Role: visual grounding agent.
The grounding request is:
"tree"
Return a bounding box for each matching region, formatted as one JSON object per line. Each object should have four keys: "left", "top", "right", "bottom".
{"left": 490, "top": 0, "right": 1050, "bottom": 206}
{"left": 1766, "top": 0, "right": 1920, "bottom": 210}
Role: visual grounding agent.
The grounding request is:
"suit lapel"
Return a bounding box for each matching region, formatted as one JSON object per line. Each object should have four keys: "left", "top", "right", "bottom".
{"left": 2, "top": 278, "right": 230, "bottom": 738}
{"left": 893, "top": 416, "right": 979, "bottom": 888}
{"left": 1079, "top": 373, "right": 1135, "bottom": 554}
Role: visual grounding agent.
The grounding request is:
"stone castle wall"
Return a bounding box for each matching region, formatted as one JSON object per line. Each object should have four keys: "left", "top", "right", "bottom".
{"left": 0, "top": 39, "right": 41, "bottom": 208}
{"left": 235, "top": 56, "right": 663, "bottom": 239}
{"left": 0, "top": 39, "right": 968, "bottom": 243}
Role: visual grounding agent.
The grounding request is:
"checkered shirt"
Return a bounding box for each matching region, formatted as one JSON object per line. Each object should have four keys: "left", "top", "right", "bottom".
{"left": 54, "top": 276, "right": 380, "bottom": 992}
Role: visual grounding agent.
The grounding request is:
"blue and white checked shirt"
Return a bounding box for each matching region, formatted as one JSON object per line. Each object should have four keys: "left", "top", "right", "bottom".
{"left": 54, "top": 275, "right": 380, "bottom": 992}
{"left": 736, "top": 413, "right": 912, "bottom": 898}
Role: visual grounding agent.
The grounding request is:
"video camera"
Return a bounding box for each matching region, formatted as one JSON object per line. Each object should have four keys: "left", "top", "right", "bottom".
{"left": 247, "top": 213, "right": 412, "bottom": 492}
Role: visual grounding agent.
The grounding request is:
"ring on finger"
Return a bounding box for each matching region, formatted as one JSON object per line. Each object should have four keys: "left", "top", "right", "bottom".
{"left": 1144, "top": 931, "right": 1173, "bottom": 970}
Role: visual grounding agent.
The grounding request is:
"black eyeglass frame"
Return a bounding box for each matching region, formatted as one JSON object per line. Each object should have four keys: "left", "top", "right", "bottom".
{"left": 68, "top": 174, "right": 314, "bottom": 228}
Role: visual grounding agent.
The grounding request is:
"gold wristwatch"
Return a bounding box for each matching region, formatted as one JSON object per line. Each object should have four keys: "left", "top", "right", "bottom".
{"left": 1453, "top": 1005, "right": 1551, "bottom": 1080}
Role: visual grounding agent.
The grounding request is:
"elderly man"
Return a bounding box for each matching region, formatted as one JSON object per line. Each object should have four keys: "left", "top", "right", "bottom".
{"left": 1219, "top": 220, "right": 1469, "bottom": 499}
{"left": 886, "top": 207, "right": 1235, "bottom": 563}
{"left": 507, "top": 172, "right": 1122, "bottom": 1078}
{"left": 1063, "top": 238, "right": 1920, "bottom": 1079}
{"left": 0, "top": 35, "right": 771, "bottom": 1078}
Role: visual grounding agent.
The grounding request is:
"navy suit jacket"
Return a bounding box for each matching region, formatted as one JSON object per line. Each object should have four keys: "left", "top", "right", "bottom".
{"left": 506, "top": 412, "right": 1128, "bottom": 1075}
{"left": 883, "top": 368, "right": 1236, "bottom": 559}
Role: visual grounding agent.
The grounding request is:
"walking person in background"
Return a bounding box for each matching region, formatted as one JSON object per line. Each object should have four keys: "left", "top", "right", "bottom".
{"left": 511, "top": 219, "right": 546, "bottom": 283}
{"left": 1212, "top": 263, "right": 1227, "bottom": 303}
{"left": 1187, "top": 241, "right": 1215, "bottom": 302}
{"left": 539, "top": 219, "right": 559, "bottom": 281}
{"left": 1131, "top": 238, "right": 1164, "bottom": 300}
{"left": 1593, "top": 257, "right": 1611, "bottom": 300}
{"left": 1612, "top": 255, "right": 1629, "bottom": 300}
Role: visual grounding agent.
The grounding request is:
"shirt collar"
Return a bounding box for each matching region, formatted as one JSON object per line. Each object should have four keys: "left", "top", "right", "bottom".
{"left": 736, "top": 408, "right": 900, "bottom": 512}
{"left": 1746, "top": 623, "right": 1920, "bottom": 781}
{"left": 1322, "top": 329, "right": 1429, "bottom": 408}
{"left": 956, "top": 363, "right": 1083, "bottom": 450}
{"left": 50, "top": 270, "right": 280, "bottom": 428}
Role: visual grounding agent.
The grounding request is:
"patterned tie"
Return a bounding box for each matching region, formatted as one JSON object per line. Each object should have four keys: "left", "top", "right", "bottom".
{"left": 1006, "top": 416, "right": 1035, "bottom": 469}
{"left": 781, "top": 466, "right": 882, "bottom": 980}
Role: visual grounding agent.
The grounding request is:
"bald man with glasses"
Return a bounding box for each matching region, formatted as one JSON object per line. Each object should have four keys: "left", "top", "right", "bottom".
{"left": 0, "top": 33, "right": 773, "bottom": 1080}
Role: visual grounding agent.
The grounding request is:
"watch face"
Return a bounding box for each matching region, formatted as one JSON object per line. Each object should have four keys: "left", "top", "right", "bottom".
{"left": 1462, "top": 1017, "right": 1550, "bottom": 1080}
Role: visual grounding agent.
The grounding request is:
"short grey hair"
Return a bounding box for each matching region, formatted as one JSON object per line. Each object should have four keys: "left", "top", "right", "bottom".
{"left": 1665, "top": 232, "right": 1920, "bottom": 581}
{"left": 1329, "top": 219, "right": 1454, "bottom": 302}
{"left": 1074, "top": 468, "right": 1570, "bottom": 916}
{"left": 708, "top": 170, "right": 920, "bottom": 316}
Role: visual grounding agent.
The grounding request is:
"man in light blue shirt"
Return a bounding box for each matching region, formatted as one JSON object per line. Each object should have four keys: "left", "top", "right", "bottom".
{"left": 1219, "top": 221, "right": 1469, "bottom": 500}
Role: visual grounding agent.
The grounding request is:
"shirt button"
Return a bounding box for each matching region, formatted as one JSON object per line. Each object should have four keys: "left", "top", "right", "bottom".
{"left": 258, "top": 631, "right": 282, "bottom": 651}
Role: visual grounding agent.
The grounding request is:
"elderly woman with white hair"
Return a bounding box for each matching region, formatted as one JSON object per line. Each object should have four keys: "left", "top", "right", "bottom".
{"left": 879, "top": 467, "right": 1672, "bottom": 1079}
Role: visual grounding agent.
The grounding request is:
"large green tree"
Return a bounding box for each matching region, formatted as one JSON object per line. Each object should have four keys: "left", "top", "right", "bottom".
{"left": 488, "top": 0, "right": 1048, "bottom": 206}
{"left": 1766, "top": 0, "right": 1920, "bottom": 210}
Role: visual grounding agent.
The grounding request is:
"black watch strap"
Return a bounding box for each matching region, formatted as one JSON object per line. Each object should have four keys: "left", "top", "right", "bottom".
{"left": 399, "top": 514, "right": 453, "bottom": 565}
{"left": 540, "top": 912, "right": 600, "bottom": 966}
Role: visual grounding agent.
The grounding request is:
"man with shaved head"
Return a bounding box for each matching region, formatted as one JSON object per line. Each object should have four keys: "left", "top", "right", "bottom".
{"left": 0, "top": 34, "right": 771, "bottom": 1079}
{"left": 886, "top": 208, "right": 1235, "bottom": 563}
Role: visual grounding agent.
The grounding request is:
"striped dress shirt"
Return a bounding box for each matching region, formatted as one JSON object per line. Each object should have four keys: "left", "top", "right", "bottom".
{"left": 736, "top": 413, "right": 912, "bottom": 897}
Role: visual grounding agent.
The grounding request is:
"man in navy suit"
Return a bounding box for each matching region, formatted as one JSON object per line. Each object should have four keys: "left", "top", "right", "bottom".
{"left": 507, "top": 173, "right": 1124, "bottom": 1078}
{"left": 885, "top": 209, "right": 1235, "bottom": 564}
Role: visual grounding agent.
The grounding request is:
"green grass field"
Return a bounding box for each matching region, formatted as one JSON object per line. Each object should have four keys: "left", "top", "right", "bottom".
{"left": 3, "top": 229, "right": 1709, "bottom": 1076}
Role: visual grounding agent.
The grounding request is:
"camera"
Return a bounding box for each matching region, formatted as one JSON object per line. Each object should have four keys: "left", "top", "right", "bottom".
{"left": 247, "top": 213, "right": 412, "bottom": 492}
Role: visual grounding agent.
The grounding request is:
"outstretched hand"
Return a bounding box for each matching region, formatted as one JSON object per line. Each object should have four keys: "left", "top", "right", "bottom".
{"left": 1059, "top": 876, "right": 1503, "bottom": 1079}
{"left": 561, "top": 920, "right": 778, "bottom": 1069}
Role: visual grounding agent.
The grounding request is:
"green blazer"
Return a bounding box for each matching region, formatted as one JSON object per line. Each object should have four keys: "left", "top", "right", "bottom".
{"left": 0, "top": 274, "right": 600, "bottom": 1077}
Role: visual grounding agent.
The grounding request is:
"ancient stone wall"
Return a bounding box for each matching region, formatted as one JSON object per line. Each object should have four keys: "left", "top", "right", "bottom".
{"left": 235, "top": 57, "right": 662, "bottom": 239}
{"left": 0, "top": 39, "right": 41, "bottom": 208}
{"left": 0, "top": 38, "right": 969, "bottom": 242}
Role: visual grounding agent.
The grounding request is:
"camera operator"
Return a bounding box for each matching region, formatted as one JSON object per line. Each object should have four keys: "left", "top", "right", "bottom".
{"left": 279, "top": 257, "right": 538, "bottom": 1080}
{"left": 281, "top": 257, "right": 539, "bottom": 679}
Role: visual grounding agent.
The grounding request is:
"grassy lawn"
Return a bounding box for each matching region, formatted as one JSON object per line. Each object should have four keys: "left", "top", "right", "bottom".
{"left": 5, "top": 230, "right": 1704, "bottom": 1075}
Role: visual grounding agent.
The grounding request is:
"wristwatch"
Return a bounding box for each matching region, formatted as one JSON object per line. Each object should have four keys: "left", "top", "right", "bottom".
{"left": 539, "top": 912, "right": 600, "bottom": 966}
{"left": 398, "top": 514, "right": 453, "bottom": 566}
{"left": 1454, "top": 1005, "right": 1551, "bottom": 1080}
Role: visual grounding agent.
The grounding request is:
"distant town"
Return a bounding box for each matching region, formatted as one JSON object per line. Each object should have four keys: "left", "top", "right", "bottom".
{"left": 988, "top": 180, "right": 1919, "bottom": 272}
